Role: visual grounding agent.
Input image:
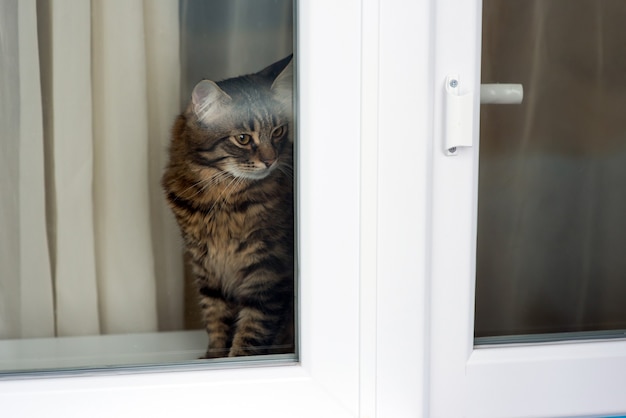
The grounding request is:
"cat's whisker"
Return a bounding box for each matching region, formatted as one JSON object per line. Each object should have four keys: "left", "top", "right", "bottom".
{"left": 206, "top": 175, "right": 241, "bottom": 215}
{"left": 219, "top": 176, "right": 247, "bottom": 207}
{"left": 180, "top": 170, "right": 231, "bottom": 201}
{"left": 277, "top": 164, "right": 294, "bottom": 180}
{"left": 198, "top": 172, "right": 230, "bottom": 193}
{"left": 219, "top": 177, "right": 243, "bottom": 209}
{"left": 170, "top": 171, "right": 211, "bottom": 198}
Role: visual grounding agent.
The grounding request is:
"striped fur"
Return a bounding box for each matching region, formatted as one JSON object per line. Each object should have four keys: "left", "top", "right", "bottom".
{"left": 162, "top": 56, "right": 294, "bottom": 358}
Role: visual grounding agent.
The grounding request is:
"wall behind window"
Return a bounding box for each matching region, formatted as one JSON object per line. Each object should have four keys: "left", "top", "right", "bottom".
{"left": 180, "top": 0, "right": 293, "bottom": 107}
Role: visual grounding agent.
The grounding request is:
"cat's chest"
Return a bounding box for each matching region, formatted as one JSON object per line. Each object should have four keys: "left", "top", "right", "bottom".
{"left": 185, "top": 207, "right": 254, "bottom": 276}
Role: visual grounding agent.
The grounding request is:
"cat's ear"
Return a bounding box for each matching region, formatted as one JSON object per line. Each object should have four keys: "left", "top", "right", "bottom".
{"left": 191, "top": 80, "right": 231, "bottom": 123}
{"left": 258, "top": 54, "right": 292, "bottom": 81}
{"left": 271, "top": 59, "right": 293, "bottom": 111}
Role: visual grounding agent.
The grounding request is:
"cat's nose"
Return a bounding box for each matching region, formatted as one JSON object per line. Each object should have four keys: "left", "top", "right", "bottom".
{"left": 262, "top": 158, "right": 276, "bottom": 168}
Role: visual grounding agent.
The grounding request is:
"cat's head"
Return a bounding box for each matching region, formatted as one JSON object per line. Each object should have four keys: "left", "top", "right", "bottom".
{"left": 180, "top": 55, "right": 293, "bottom": 182}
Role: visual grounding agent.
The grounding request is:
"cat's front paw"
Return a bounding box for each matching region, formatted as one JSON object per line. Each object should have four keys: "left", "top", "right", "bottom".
{"left": 202, "top": 347, "right": 229, "bottom": 359}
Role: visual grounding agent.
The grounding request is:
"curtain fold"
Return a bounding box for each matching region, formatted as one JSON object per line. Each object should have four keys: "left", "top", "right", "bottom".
{"left": 39, "top": 0, "right": 100, "bottom": 337}
{"left": 18, "top": 0, "right": 55, "bottom": 338}
{"left": 0, "top": 0, "right": 183, "bottom": 339}
{"left": 0, "top": 0, "right": 55, "bottom": 339}
{"left": 92, "top": 0, "right": 159, "bottom": 334}
{"left": 0, "top": 0, "right": 22, "bottom": 339}
{"left": 144, "top": 0, "right": 185, "bottom": 331}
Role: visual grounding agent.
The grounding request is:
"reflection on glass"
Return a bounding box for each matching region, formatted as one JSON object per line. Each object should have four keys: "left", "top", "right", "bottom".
{"left": 0, "top": 0, "right": 294, "bottom": 373}
{"left": 475, "top": 0, "right": 626, "bottom": 342}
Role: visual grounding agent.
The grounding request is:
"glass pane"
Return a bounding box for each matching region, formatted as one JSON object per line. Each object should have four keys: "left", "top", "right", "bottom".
{"left": 0, "top": 0, "right": 295, "bottom": 374}
{"left": 475, "top": 0, "right": 626, "bottom": 343}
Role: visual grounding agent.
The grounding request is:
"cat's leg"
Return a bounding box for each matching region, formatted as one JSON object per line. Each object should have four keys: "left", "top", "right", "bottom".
{"left": 198, "top": 285, "right": 237, "bottom": 359}
{"left": 228, "top": 307, "right": 291, "bottom": 357}
{"left": 228, "top": 277, "right": 294, "bottom": 357}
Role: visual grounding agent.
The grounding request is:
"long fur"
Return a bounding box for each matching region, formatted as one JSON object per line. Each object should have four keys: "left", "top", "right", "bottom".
{"left": 162, "top": 56, "right": 294, "bottom": 358}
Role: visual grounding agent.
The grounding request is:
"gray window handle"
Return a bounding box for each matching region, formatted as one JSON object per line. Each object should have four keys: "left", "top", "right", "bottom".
{"left": 480, "top": 83, "right": 523, "bottom": 104}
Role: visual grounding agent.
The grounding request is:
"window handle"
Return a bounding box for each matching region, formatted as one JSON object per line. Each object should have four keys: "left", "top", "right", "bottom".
{"left": 480, "top": 83, "right": 523, "bottom": 104}
{"left": 444, "top": 75, "right": 523, "bottom": 156}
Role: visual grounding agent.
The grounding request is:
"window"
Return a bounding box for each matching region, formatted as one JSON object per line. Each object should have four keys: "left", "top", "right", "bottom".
{"left": 1, "top": 0, "right": 297, "bottom": 373}
{"left": 10, "top": 1, "right": 623, "bottom": 417}
{"left": 476, "top": 0, "right": 626, "bottom": 343}
{"left": 428, "top": 0, "right": 626, "bottom": 416}
{"left": 1, "top": 0, "right": 379, "bottom": 416}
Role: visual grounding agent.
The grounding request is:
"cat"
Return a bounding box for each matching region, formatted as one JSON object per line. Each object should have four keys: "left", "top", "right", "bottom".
{"left": 162, "top": 55, "right": 294, "bottom": 358}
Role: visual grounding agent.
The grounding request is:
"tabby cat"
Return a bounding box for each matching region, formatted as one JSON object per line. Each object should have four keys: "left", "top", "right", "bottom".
{"left": 162, "top": 56, "right": 294, "bottom": 358}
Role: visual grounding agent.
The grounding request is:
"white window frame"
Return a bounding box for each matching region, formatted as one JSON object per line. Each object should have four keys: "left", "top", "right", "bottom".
{"left": 19, "top": 0, "right": 626, "bottom": 416}
{"left": 428, "top": 0, "right": 626, "bottom": 417}
{"left": 0, "top": 0, "right": 430, "bottom": 416}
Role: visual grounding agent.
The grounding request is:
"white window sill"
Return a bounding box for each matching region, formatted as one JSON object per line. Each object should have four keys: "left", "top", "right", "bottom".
{"left": 0, "top": 330, "right": 297, "bottom": 375}
{"left": 0, "top": 331, "right": 205, "bottom": 373}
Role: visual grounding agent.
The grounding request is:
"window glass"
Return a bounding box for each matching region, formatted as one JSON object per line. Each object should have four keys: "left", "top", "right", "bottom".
{"left": 0, "top": 0, "right": 295, "bottom": 373}
{"left": 475, "top": 0, "right": 626, "bottom": 343}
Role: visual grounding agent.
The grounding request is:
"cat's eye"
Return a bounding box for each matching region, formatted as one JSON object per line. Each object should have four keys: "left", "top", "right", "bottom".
{"left": 236, "top": 134, "right": 252, "bottom": 145}
{"left": 272, "top": 126, "right": 286, "bottom": 139}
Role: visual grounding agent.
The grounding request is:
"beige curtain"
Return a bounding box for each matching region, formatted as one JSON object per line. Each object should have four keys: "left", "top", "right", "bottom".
{"left": 0, "top": 0, "right": 183, "bottom": 339}
{"left": 0, "top": 0, "right": 54, "bottom": 339}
